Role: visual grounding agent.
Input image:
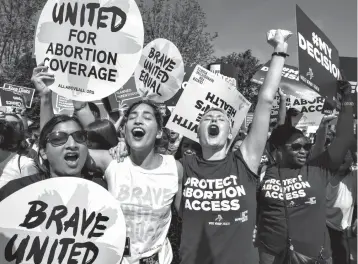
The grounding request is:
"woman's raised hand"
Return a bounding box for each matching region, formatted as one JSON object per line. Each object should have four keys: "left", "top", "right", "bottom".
{"left": 31, "top": 62, "right": 54, "bottom": 96}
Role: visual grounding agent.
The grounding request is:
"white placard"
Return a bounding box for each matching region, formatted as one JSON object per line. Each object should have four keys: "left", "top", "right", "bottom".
{"left": 35, "top": 0, "right": 144, "bottom": 101}
{"left": 166, "top": 65, "right": 251, "bottom": 148}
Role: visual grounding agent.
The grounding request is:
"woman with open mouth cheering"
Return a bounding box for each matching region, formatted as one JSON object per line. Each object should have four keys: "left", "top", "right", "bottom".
{"left": 0, "top": 114, "right": 107, "bottom": 201}
{"left": 87, "top": 100, "right": 183, "bottom": 264}
{"left": 256, "top": 79, "right": 354, "bottom": 264}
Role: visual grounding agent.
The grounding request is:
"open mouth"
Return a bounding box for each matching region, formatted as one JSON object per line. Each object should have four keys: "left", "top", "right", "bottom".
{"left": 208, "top": 125, "right": 220, "bottom": 137}
{"left": 297, "top": 156, "right": 307, "bottom": 163}
{"left": 132, "top": 127, "right": 146, "bottom": 139}
{"left": 64, "top": 152, "right": 79, "bottom": 166}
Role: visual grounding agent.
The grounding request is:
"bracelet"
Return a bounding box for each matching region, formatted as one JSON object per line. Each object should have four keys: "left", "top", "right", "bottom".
{"left": 272, "top": 52, "right": 289, "bottom": 58}
{"left": 74, "top": 102, "right": 88, "bottom": 112}
{"left": 343, "top": 101, "right": 354, "bottom": 106}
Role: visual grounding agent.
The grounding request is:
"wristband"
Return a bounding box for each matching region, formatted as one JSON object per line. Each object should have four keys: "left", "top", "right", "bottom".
{"left": 343, "top": 101, "right": 354, "bottom": 106}
{"left": 272, "top": 52, "right": 289, "bottom": 58}
{"left": 74, "top": 102, "right": 88, "bottom": 112}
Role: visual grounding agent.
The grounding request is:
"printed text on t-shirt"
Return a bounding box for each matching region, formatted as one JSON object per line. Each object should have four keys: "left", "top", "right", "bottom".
{"left": 183, "top": 175, "right": 246, "bottom": 211}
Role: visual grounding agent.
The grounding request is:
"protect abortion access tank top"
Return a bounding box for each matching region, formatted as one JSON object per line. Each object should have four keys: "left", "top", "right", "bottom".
{"left": 105, "top": 155, "right": 178, "bottom": 264}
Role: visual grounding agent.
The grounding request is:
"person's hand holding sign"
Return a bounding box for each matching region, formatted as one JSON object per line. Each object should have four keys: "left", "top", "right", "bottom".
{"left": 31, "top": 62, "right": 54, "bottom": 96}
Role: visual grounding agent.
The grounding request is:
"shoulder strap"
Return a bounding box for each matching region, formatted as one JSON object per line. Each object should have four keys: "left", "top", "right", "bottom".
{"left": 279, "top": 166, "right": 326, "bottom": 255}
{"left": 277, "top": 166, "right": 292, "bottom": 246}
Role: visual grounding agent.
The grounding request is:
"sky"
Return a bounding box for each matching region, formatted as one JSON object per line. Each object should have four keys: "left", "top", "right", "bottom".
{"left": 197, "top": 0, "right": 357, "bottom": 66}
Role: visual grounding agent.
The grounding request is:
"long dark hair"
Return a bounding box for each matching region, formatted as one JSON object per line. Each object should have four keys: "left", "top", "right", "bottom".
{"left": 0, "top": 113, "right": 28, "bottom": 152}
{"left": 38, "top": 115, "right": 85, "bottom": 178}
{"left": 0, "top": 114, "right": 33, "bottom": 172}
{"left": 87, "top": 119, "right": 119, "bottom": 150}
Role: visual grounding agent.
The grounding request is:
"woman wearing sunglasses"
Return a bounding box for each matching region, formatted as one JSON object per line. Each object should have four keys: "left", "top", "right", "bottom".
{"left": 0, "top": 114, "right": 106, "bottom": 201}
{"left": 256, "top": 81, "right": 354, "bottom": 264}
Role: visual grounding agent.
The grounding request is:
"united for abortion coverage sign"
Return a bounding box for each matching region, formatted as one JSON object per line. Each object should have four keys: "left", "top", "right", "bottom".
{"left": 251, "top": 61, "right": 319, "bottom": 100}
{"left": 296, "top": 5, "right": 340, "bottom": 100}
{"left": 134, "top": 38, "right": 185, "bottom": 102}
{"left": 35, "top": 0, "right": 144, "bottom": 101}
{"left": 0, "top": 177, "right": 126, "bottom": 264}
{"left": 166, "top": 65, "right": 251, "bottom": 147}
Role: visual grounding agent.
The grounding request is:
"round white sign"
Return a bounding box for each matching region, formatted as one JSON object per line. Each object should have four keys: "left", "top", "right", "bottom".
{"left": 35, "top": 0, "right": 144, "bottom": 101}
{"left": 0, "top": 177, "right": 126, "bottom": 264}
{"left": 134, "top": 38, "right": 185, "bottom": 102}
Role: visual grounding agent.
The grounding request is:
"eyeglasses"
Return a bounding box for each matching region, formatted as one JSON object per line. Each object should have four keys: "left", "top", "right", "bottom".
{"left": 288, "top": 143, "right": 312, "bottom": 152}
{"left": 46, "top": 131, "right": 87, "bottom": 147}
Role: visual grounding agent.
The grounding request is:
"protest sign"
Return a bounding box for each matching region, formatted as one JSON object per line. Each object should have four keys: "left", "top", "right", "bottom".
{"left": 251, "top": 61, "right": 319, "bottom": 100}
{"left": 296, "top": 5, "right": 340, "bottom": 100}
{"left": 165, "top": 66, "right": 196, "bottom": 107}
{"left": 166, "top": 65, "right": 251, "bottom": 148}
{"left": 270, "top": 93, "right": 290, "bottom": 124}
{"left": 134, "top": 38, "right": 184, "bottom": 102}
{"left": 208, "top": 62, "right": 238, "bottom": 88}
{"left": 107, "top": 75, "right": 141, "bottom": 112}
{"left": 52, "top": 92, "right": 109, "bottom": 119}
{"left": 35, "top": 0, "right": 144, "bottom": 101}
{"left": 245, "top": 112, "right": 254, "bottom": 129}
{"left": 0, "top": 177, "right": 126, "bottom": 264}
{"left": 290, "top": 96, "right": 325, "bottom": 128}
{"left": 3, "top": 84, "right": 35, "bottom": 108}
{"left": 0, "top": 89, "right": 25, "bottom": 109}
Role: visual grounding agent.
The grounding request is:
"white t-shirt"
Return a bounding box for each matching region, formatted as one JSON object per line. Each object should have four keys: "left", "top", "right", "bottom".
{"left": 0, "top": 153, "right": 38, "bottom": 189}
{"left": 326, "top": 170, "right": 357, "bottom": 231}
{"left": 104, "top": 155, "right": 178, "bottom": 264}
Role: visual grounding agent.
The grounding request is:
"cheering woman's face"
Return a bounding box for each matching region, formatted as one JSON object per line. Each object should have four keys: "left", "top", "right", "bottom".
{"left": 198, "top": 110, "right": 231, "bottom": 149}
{"left": 44, "top": 120, "right": 88, "bottom": 177}
{"left": 181, "top": 138, "right": 201, "bottom": 156}
{"left": 125, "top": 103, "right": 161, "bottom": 152}
{"left": 280, "top": 136, "right": 312, "bottom": 168}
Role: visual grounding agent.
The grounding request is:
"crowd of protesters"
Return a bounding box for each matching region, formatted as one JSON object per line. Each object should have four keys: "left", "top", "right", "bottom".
{"left": 0, "top": 29, "right": 356, "bottom": 264}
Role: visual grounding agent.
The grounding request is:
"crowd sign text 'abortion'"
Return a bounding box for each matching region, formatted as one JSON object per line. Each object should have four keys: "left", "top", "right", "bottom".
{"left": 35, "top": 0, "right": 144, "bottom": 101}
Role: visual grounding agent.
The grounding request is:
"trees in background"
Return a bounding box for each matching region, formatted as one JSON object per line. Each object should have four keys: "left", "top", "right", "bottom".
{"left": 215, "top": 50, "right": 262, "bottom": 111}
{"left": 138, "top": 0, "right": 218, "bottom": 66}
{"left": 0, "top": 0, "right": 261, "bottom": 122}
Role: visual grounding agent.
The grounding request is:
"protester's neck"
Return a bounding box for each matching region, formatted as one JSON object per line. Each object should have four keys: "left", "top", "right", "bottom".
{"left": 49, "top": 170, "right": 82, "bottom": 178}
{"left": 202, "top": 146, "right": 227, "bottom": 161}
{"left": 130, "top": 148, "right": 160, "bottom": 170}
{"left": 0, "top": 149, "right": 12, "bottom": 162}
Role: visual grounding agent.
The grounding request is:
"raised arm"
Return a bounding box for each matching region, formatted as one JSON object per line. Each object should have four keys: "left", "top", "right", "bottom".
{"left": 31, "top": 64, "right": 55, "bottom": 130}
{"left": 325, "top": 80, "right": 354, "bottom": 170}
{"left": 87, "top": 149, "right": 113, "bottom": 172}
{"left": 87, "top": 139, "right": 129, "bottom": 172}
{"left": 277, "top": 88, "right": 287, "bottom": 126}
{"left": 310, "top": 115, "right": 336, "bottom": 159}
{"left": 240, "top": 29, "right": 290, "bottom": 173}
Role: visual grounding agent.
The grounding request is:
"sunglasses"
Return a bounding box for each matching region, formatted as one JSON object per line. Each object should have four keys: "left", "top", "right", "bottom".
{"left": 46, "top": 131, "right": 87, "bottom": 147}
{"left": 288, "top": 143, "right": 312, "bottom": 152}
